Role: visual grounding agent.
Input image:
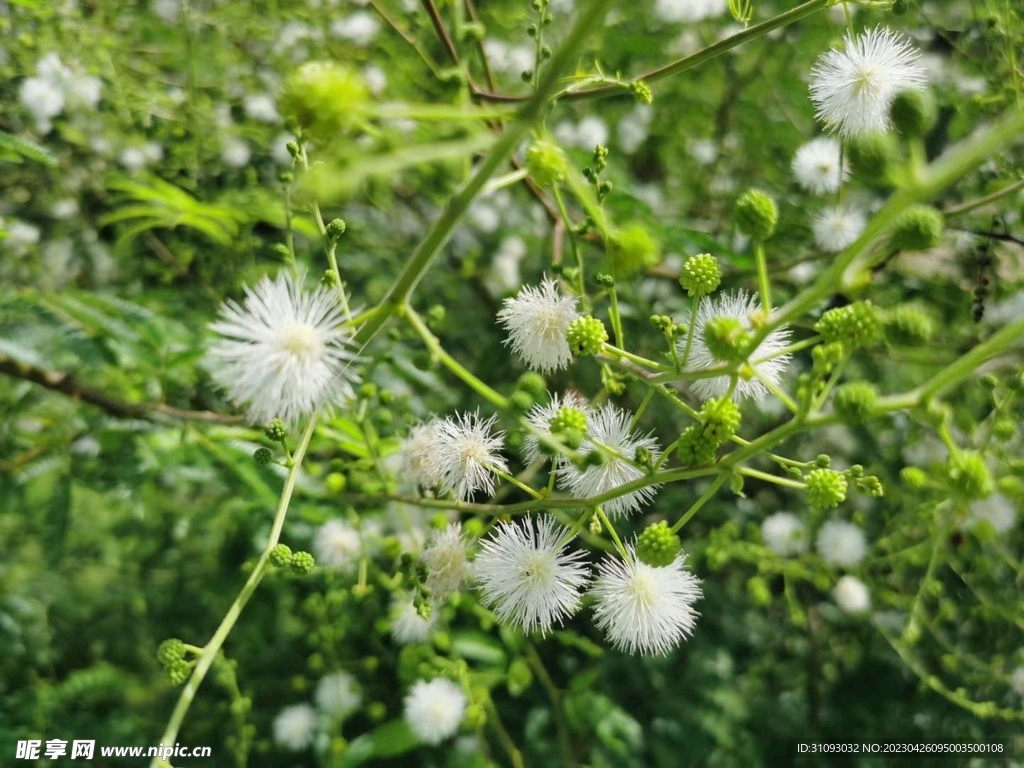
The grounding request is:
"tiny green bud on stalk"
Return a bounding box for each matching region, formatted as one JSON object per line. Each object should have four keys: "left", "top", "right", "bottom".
{"left": 636, "top": 521, "right": 682, "bottom": 567}
{"left": 890, "top": 205, "right": 944, "bottom": 251}
{"left": 525, "top": 139, "right": 569, "bottom": 187}
{"left": 679, "top": 253, "right": 721, "bottom": 298}
{"left": 890, "top": 89, "right": 937, "bottom": 137}
{"left": 805, "top": 468, "right": 848, "bottom": 509}
{"left": 846, "top": 131, "right": 899, "bottom": 181}
{"left": 733, "top": 189, "right": 778, "bottom": 240}
{"left": 270, "top": 544, "right": 293, "bottom": 567}
{"left": 566, "top": 316, "right": 608, "bottom": 356}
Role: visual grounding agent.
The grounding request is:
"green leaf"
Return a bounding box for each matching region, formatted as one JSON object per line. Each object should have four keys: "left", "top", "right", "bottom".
{"left": 0, "top": 130, "right": 57, "bottom": 166}
{"left": 340, "top": 719, "right": 419, "bottom": 767}
{"left": 451, "top": 631, "right": 507, "bottom": 667}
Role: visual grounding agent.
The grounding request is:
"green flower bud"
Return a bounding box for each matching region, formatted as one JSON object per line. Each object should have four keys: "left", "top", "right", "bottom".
{"left": 167, "top": 661, "right": 192, "bottom": 686}
{"left": 265, "top": 419, "right": 287, "bottom": 442}
{"left": 636, "top": 520, "right": 682, "bottom": 567}
{"left": 588, "top": 514, "right": 603, "bottom": 535}
{"left": 900, "top": 466, "right": 928, "bottom": 489}
{"left": 550, "top": 406, "right": 587, "bottom": 437}
{"left": 805, "top": 468, "right": 848, "bottom": 509}
{"left": 890, "top": 89, "right": 937, "bottom": 137}
{"left": 676, "top": 424, "right": 718, "bottom": 466}
{"left": 516, "top": 372, "right": 548, "bottom": 401}
{"left": 679, "top": 253, "right": 721, "bottom": 298}
{"left": 733, "top": 189, "right": 778, "bottom": 240}
{"left": 630, "top": 80, "right": 653, "bottom": 104}
{"left": 254, "top": 447, "right": 274, "bottom": 465}
{"left": 854, "top": 475, "right": 884, "bottom": 497}
{"left": 270, "top": 544, "right": 293, "bottom": 567}
{"left": 280, "top": 61, "right": 369, "bottom": 140}
{"left": 700, "top": 397, "right": 742, "bottom": 444}
{"left": 326, "top": 472, "right": 347, "bottom": 493}
{"left": 464, "top": 703, "right": 487, "bottom": 729}
{"left": 833, "top": 382, "right": 877, "bottom": 423}
{"left": 816, "top": 454, "right": 833, "bottom": 469}
{"left": 289, "top": 551, "right": 317, "bottom": 575}
{"left": 507, "top": 658, "right": 533, "bottom": 697}
{"left": 321, "top": 269, "right": 339, "bottom": 287}
{"left": 884, "top": 304, "right": 935, "bottom": 345}
{"left": 846, "top": 131, "right": 898, "bottom": 182}
{"left": 509, "top": 390, "right": 534, "bottom": 412}
{"left": 609, "top": 224, "right": 660, "bottom": 278}
{"left": 157, "top": 638, "right": 187, "bottom": 667}
{"left": 593, "top": 272, "right": 615, "bottom": 289}
{"left": 325, "top": 218, "right": 347, "bottom": 240}
{"left": 566, "top": 316, "right": 608, "bottom": 356}
{"left": 814, "top": 301, "right": 883, "bottom": 351}
{"left": 947, "top": 451, "right": 992, "bottom": 500}
{"left": 525, "top": 139, "right": 569, "bottom": 187}
{"left": 747, "top": 575, "right": 771, "bottom": 607}
{"left": 890, "top": 205, "right": 944, "bottom": 251}
{"left": 703, "top": 316, "right": 753, "bottom": 362}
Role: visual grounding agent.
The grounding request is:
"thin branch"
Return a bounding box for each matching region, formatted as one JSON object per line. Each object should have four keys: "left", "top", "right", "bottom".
{"left": 0, "top": 355, "right": 246, "bottom": 425}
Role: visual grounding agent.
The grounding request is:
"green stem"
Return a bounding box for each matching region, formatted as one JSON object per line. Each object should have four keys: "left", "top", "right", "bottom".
{"left": 738, "top": 466, "right": 805, "bottom": 490}
{"left": 150, "top": 417, "right": 318, "bottom": 768}
{"left": 493, "top": 467, "right": 543, "bottom": 499}
{"left": 553, "top": 185, "right": 587, "bottom": 302}
{"left": 671, "top": 473, "right": 728, "bottom": 534}
{"left": 353, "top": 0, "right": 618, "bottom": 348}
{"left": 602, "top": 343, "right": 671, "bottom": 371}
{"left": 524, "top": 643, "right": 575, "bottom": 767}
{"left": 404, "top": 305, "right": 510, "bottom": 409}
{"left": 754, "top": 240, "right": 771, "bottom": 315}
{"left": 595, "top": 507, "right": 630, "bottom": 559}
{"left": 680, "top": 300, "right": 700, "bottom": 369}
{"left": 915, "top": 317, "right": 1024, "bottom": 402}
{"left": 607, "top": 284, "right": 625, "bottom": 349}
{"left": 943, "top": 178, "right": 1024, "bottom": 216}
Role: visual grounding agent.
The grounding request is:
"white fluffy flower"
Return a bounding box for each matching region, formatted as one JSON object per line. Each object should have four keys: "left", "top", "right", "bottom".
{"left": 816, "top": 520, "right": 867, "bottom": 567}
{"left": 591, "top": 547, "right": 702, "bottom": 655}
{"left": 968, "top": 493, "right": 1017, "bottom": 535}
{"left": 761, "top": 512, "right": 807, "bottom": 557}
{"left": 679, "top": 290, "right": 792, "bottom": 402}
{"left": 421, "top": 523, "right": 471, "bottom": 601}
{"left": 315, "top": 671, "right": 362, "bottom": 717}
{"left": 654, "top": 0, "right": 726, "bottom": 23}
{"left": 399, "top": 420, "right": 444, "bottom": 490}
{"left": 792, "top": 137, "right": 848, "bottom": 195}
{"left": 404, "top": 678, "right": 466, "bottom": 745}
{"left": 522, "top": 391, "right": 589, "bottom": 464}
{"left": 812, "top": 206, "right": 867, "bottom": 252}
{"left": 833, "top": 575, "right": 871, "bottom": 614}
{"left": 432, "top": 412, "right": 508, "bottom": 501}
{"left": 205, "top": 273, "right": 359, "bottom": 427}
{"left": 314, "top": 520, "right": 362, "bottom": 571}
{"left": 273, "top": 703, "right": 317, "bottom": 751}
{"left": 809, "top": 26, "right": 926, "bottom": 138}
{"left": 557, "top": 403, "right": 662, "bottom": 517}
{"left": 475, "top": 515, "right": 590, "bottom": 634}
{"left": 330, "top": 12, "right": 381, "bottom": 46}
{"left": 244, "top": 93, "right": 280, "bottom": 123}
{"left": 221, "top": 137, "right": 251, "bottom": 168}
{"left": 497, "top": 277, "right": 579, "bottom": 373}
{"left": 391, "top": 597, "right": 438, "bottom": 645}
{"left": 1010, "top": 667, "right": 1024, "bottom": 698}
{"left": 20, "top": 76, "right": 65, "bottom": 132}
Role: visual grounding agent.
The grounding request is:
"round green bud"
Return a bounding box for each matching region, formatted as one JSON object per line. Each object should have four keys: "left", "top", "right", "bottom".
{"left": 280, "top": 61, "right": 369, "bottom": 140}
{"left": 325, "top": 472, "right": 347, "bottom": 493}
{"left": 992, "top": 420, "right": 1015, "bottom": 442}
{"left": 700, "top": 397, "right": 741, "bottom": 444}
{"left": 947, "top": 451, "right": 992, "bottom": 500}
{"left": 733, "top": 188, "right": 778, "bottom": 240}
{"left": 265, "top": 419, "right": 287, "bottom": 442}
{"left": 833, "top": 382, "right": 877, "bottom": 423}
{"left": 525, "top": 139, "right": 569, "bottom": 187}
{"left": 588, "top": 514, "right": 602, "bottom": 535}
{"left": 679, "top": 253, "right": 721, "bottom": 298}
{"left": 325, "top": 218, "right": 347, "bottom": 240}
{"left": 509, "top": 390, "right": 534, "bottom": 412}
{"left": 566, "top": 316, "right": 608, "bottom": 356}
{"left": 507, "top": 657, "right": 533, "bottom": 696}
{"left": 464, "top": 703, "right": 487, "bottom": 729}
{"left": 703, "top": 316, "right": 753, "bottom": 363}
{"left": 609, "top": 224, "right": 660, "bottom": 278}
{"left": 805, "top": 468, "right": 848, "bottom": 509}
{"left": 676, "top": 424, "right": 718, "bottom": 466}
{"left": 593, "top": 272, "right": 615, "bottom": 288}
{"left": 630, "top": 80, "right": 653, "bottom": 105}
{"left": 270, "top": 544, "right": 293, "bottom": 568}
{"left": 900, "top": 466, "right": 928, "bottom": 489}
{"left": 816, "top": 454, "right": 833, "bottom": 469}
{"left": 516, "top": 372, "right": 547, "bottom": 401}
{"left": 157, "top": 638, "right": 186, "bottom": 667}
{"left": 289, "top": 551, "right": 317, "bottom": 575}
{"left": 890, "top": 89, "right": 937, "bottom": 137}
{"left": 890, "top": 205, "right": 944, "bottom": 251}
{"left": 980, "top": 373, "right": 999, "bottom": 389}
{"left": 884, "top": 304, "right": 935, "bottom": 345}
{"left": 253, "top": 447, "right": 273, "bottom": 466}
{"left": 814, "top": 301, "right": 882, "bottom": 351}
{"left": 321, "top": 269, "right": 339, "bottom": 287}
{"left": 636, "top": 521, "right": 682, "bottom": 567}
{"left": 846, "top": 131, "right": 898, "bottom": 182}
{"left": 167, "top": 661, "right": 192, "bottom": 686}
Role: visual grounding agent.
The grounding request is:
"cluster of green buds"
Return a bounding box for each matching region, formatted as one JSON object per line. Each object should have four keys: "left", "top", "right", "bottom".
{"left": 566, "top": 316, "right": 608, "bottom": 356}
{"left": 814, "top": 301, "right": 883, "bottom": 353}
{"left": 157, "top": 638, "right": 194, "bottom": 686}
{"left": 279, "top": 61, "right": 369, "bottom": 141}
{"left": 800, "top": 457, "right": 884, "bottom": 509}
{"left": 509, "top": 372, "right": 548, "bottom": 413}
{"left": 678, "top": 253, "right": 721, "bottom": 299}
{"left": 733, "top": 189, "right": 778, "bottom": 240}
{"left": 270, "top": 544, "right": 317, "bottom": 575}
{"left": 677, "top": 397, "right": 742, "bottom": 466}
{"left": 525, "top": 138, "right": 569, "bottom": 187}
{"left": 549, "top": 404, "right": 588, "bottom": 451}
{"left": 636, "top": 520, "right": 682, "bottom": 566}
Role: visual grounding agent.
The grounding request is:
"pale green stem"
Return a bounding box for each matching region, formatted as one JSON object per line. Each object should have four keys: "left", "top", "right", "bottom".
{"left": 754, "top": 240, "right": 771, "bottom": 314}
{"left": 679, "top": 300, "right": 700, "bottom": 368}
{"left": 492, "top": 466, "right": 543, "bottom": 499}
{"left": 737, "top": 466, "right": 805, "bottom": 490}
{"left": 150, "top": 417, "right": 318, "bottom": 768}
{"left": 943, "top": 178, "right": 1024, "bottom": 216}
{"left": 595, "top": 507, "right": 630, "bottom": 559}
{"left": 483, "top": 167, "right": 529, "bottom": 195}
{"left": 601, "top": 343, "right": 671, "bottom": 371}
{"left": 552, "top": 185, "right": 587, "bottom": 302}
{"left": 670, "top": 473, "right": 728, "bottom": 534}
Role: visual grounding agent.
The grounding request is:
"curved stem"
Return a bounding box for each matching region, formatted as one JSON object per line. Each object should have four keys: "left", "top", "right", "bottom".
{"left": 150, "top": 417, "right": 318, "bottom": 767}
